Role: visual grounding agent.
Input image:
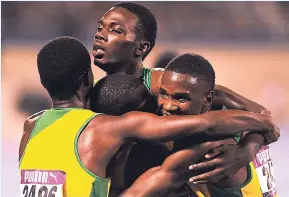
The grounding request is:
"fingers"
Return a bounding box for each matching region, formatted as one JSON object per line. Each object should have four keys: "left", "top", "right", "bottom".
{"left": 260, "top": 109, "right": 271, "bottom": 115}
{"left": 274, "top": 125, "right": 280, "bottom": 139}
{"left": 204, "top": 144, "right": 228, "bottom": 159}
{"left": 189, "top": 159, "right": 218, "bottom": 171}
{"left": 189, "top": 168, "right": 225, "bottom": 183}
{"left": 264, "top": 125, "right": 280, "bottom": 145}
{"left": 260, "top": 109, "right": 280, "bottom": 145}
{"left": 189, "top": 165, "right": 240, "bottom": 184}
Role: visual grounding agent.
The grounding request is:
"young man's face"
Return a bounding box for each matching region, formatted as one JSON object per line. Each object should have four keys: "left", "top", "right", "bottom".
{"left": 93, "top": 7, "right": 142, "bottom": 72}
{"left": 158, "top": 71, "right": 213, "bottom": 116}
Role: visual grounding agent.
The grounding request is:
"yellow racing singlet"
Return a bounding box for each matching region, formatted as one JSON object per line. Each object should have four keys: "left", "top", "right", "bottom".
{"left": 19, "top": 108, "right": 111, "bottom": 197}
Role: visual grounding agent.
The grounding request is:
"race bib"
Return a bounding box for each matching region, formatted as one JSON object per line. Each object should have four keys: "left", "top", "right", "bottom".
{"left": 20, "top": 170, "right": 66, "bottom": 197}
{"left": 253, "top": 146, "right": 278, "bottom": 197}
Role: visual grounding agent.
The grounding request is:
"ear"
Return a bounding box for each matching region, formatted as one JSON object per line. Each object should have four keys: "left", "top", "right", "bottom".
{"left": 135, "top": 41, "right": 150, "bottom": 58}
{"left": 201, "top": 90, "right": 214, "bottom": 113}
{"left": 205, "top": 90, "right": 214, "bottom": 106}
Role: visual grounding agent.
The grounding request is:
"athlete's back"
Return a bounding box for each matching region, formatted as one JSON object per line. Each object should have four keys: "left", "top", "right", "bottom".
{"left": 19, "top": 108, "right": 111, "bottom": 197}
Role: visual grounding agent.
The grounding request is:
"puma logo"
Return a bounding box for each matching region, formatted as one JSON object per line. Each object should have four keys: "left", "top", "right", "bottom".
{"left": 49, "top": 172, "right": 58, "bottom": 184}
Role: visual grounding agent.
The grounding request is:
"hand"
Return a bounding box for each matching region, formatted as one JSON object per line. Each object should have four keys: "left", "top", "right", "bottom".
{"left": 188, "top": 144, "right": 248, "bottom": 184}
{"left": 260, "top": 112, "right": 280, "bottom": 145}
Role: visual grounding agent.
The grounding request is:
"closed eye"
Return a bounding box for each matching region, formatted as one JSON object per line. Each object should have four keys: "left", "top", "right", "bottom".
{"left": 112, "top": 29, "right": 122, "bottom": 34}
{"left": 178, "top": 98, "right": 188, "bottom": 103}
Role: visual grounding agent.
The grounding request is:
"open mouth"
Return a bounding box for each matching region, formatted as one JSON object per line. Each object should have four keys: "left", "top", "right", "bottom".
{"left": 161, "top": 110, "right": 183, "bottom": 116}
{"left": 92, "top": 48, "right": 104, "bottom": 59}
{"left": 92, "top": 44, "right": 105, "bottom": 59}
{"left": 161, "top": 110, "right": 172, "bottom": 116}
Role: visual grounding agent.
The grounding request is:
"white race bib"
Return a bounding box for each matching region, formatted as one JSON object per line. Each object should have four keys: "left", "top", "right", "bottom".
{"left": 253, "top": 146, "right": 278, "bottom": 197}
{"left": 20, "top": 170, "right": 66, "bottom": 197}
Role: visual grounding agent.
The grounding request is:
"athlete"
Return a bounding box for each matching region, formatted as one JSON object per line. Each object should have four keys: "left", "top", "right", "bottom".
{"left": 157, "top": 53, "right": 272, "bottom": 196}
{"left": 19, "top": 37, "right": 278, "bottom": 197}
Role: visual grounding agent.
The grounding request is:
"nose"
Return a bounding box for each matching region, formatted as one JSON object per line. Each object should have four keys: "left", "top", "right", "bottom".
{"left": 162, "top": 99, "right": 178, "bottom": 113}
{"left": 94, "top": 29, "right": 108, "bottom": 42}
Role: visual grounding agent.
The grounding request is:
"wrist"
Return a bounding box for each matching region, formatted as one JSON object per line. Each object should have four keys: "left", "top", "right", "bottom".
{"left": 238, "top": 145, "right": 253, "bottom": 165}
{"left": 259, "top": 115, "right": 273, "bottom": 132}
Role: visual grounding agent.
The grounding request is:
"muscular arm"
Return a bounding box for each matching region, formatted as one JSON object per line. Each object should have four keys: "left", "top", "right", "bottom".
{"left": 101, "top": 110, "right": 273, "bottom": 143}
{"left": 120, "top": 140, "right": 224, "bottom": 197}
{"left": 120, "top": 132, "right": 267, "bottom": 197}
{"left": 119, "top": 166, "right": 178, "bottom": 197}
{"left": 239, "top": 132, "right": 265, "bottom": 162}
{"left": 118, "top": 110, "right": 277, "bottom": 197}
{"left": 213, "top": 85, "right": 266, "bottom": 112}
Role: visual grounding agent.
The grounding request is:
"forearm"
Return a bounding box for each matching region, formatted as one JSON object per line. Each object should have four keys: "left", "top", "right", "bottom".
{"left": 213, "top": 85, "right": 266, "bottom": 113}
{"left": 124, "top": 110, "right": 271, "bottom": 142}
{"left": 128, "top": 112, "right": 211, "bottom": 142}
{"left": 239, "top": 132, "right": 265, "bottom": 163}
{"left": 204, "top": 110, "right": 271, "bottom": 137}
{"left": 120, "top": 167, "right": 179, "bottom": 197}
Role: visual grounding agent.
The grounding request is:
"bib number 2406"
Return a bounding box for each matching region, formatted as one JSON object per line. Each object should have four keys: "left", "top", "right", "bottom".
{"left": 20, "top": 170, "right": 66, "bottom": 197}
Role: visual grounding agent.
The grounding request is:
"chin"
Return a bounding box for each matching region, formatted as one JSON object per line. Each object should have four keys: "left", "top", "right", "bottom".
{"left": 94, "top": 57, "right": 105, "bottom": 66}
{"left": 94, "top": 58, "right": 107, "bottom": 69}
{"left": 94, "top": 58, "right": 117, "bottom": 74}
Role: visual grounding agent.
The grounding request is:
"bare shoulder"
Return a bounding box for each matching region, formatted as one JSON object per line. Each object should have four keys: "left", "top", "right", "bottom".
{"left": 24, "top": 110, "right": 45, "bottom": 133}
{"left": 19, "top": 110, "right": 45, "bottom": 161}
{"left": 27, "top": 110, "right": 46, "bottom": 120}
{"left": 83, "top": 114, "right": 123, "bottom": 136}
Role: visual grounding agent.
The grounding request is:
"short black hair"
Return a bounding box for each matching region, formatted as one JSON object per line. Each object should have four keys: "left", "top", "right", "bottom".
{"left": 113, "top": 2, "right": 157, "bottom": 60}
{"left": 90, "top": 74, "right": 156, "bottom": 115}
{"left": 165, "top": 53, "right": 215, "bottom": 92}
{"left": 37, "top": 36, "right": 91, "bottom": 100}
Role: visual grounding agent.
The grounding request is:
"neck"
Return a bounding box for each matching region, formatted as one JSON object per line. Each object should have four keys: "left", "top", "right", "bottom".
{"left": 52, "top": 97, "right": 85, "bottom": 109}
{"left": 106, "top": 60, "right": 144, "bottom": 78}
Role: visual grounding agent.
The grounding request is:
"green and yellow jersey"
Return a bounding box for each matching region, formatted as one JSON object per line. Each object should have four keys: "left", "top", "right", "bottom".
{"left": 19, "top": 108, "right": 111, "bottom": 197}
{"left": 142, "top": 67, "right": 154, "bottom": 92}
{"left": 93, "top": 67, "right": 158, "bottom": 92}
{"left": 191, "top": 160, "right": 278, "bottom": 197}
